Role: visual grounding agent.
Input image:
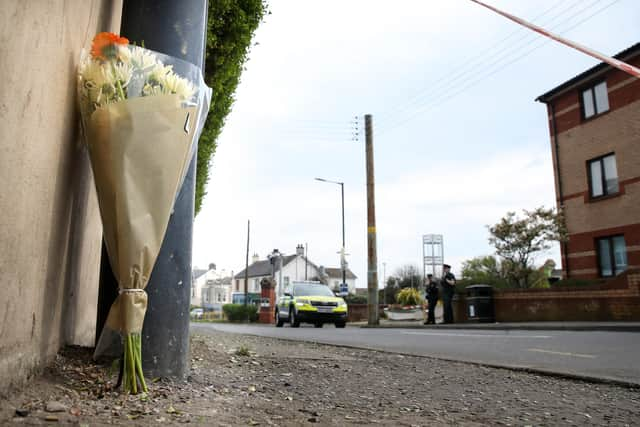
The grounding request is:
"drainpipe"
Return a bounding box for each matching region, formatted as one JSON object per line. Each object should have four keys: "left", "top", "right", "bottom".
{"left": 549, "top": 102, "right": 570, "bottom": 278}
{"left": 94, "top": 0, "right": 207, "bottom": 379}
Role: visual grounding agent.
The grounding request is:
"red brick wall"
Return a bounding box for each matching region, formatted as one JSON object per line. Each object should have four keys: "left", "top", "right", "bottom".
{"left": 543, "top": 51, "right": 640, "bottom": 279}
{"left": 347, "top": 304, "right": 386, "bottom": 322}
{"left": 565, "top": 223, "right": 640, "bottom": 279}
{"left": 549, "top": 55, "right": 640, "bottom": 135}
{"left": 454, "top": 270, "right": 640, "bottom": 322}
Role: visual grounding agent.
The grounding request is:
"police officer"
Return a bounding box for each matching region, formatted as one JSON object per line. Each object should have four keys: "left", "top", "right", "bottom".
{"left": 441, "top": 264, "right": 456, "bottom": 324}
{"left": 424, "top": 274, "right": 439, "bottom": 325}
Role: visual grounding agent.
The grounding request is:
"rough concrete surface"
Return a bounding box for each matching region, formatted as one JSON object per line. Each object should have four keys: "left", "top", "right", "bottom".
{"left": 1, "top": 329, "right": 639, "bottom": 426}
{"left": 0, "top": 0, "right": 122, "bottom": 392}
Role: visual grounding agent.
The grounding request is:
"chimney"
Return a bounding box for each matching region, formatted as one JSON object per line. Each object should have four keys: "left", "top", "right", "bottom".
{"left": 296, "top": 244, "right": 304, "bottom": 257}
{"left": 251, "top": 253, "right": 259, "bottom": 264}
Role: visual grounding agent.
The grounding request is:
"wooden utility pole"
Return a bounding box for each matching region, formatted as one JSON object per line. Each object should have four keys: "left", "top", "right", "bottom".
{"left": 244, "top": 220, "right": 250, "bottom": 306}
{"left": 365, "top": 114, "right": 379, "bottom": 325}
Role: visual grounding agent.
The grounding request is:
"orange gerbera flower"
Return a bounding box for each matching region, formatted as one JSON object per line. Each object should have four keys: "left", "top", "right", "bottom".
{"left": 91, "top": 32, "right": 129, "bottom": 60}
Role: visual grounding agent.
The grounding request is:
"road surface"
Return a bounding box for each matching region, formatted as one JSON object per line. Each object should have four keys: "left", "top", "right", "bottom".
{"left": 192, "top": 322, "right": 640, "bottom": 386}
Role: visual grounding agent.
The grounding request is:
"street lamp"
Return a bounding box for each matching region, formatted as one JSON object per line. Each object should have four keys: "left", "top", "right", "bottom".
{"left": 315, "top": 177, "right": 346, "bottom": 292}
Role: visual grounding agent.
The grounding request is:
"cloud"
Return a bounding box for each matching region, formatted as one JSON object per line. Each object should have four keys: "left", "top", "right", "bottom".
{"left": 192, "top": 0, "right": 636, "bottom": 286}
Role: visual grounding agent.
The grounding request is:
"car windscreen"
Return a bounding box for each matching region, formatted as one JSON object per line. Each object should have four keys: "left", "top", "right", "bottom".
{"left": 293, "top": 284, "right": 335, "bottom": 297}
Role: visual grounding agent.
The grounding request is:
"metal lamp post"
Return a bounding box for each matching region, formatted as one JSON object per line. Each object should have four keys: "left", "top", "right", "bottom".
{"left": 94, "top": 0, "right": 208, "bottom": 379}
{"left": 315, "top": 178, "right": 346, "bottom": 291}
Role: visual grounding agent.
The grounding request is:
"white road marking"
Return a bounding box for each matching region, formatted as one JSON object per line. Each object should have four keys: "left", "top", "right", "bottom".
{"left": 527, "top": 348, "right": 596, "bottom": 358}
{"left": 401, "top": 331, "right": 552, "bottom": 339}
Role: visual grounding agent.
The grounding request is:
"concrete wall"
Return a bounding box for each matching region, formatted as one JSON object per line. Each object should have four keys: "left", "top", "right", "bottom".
{"left": 0, "top": 0, "right": 122, "bottom": 392}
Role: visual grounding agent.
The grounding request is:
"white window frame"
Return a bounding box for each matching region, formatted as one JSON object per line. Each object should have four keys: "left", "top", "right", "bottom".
{"left": 588, "top": 153, "right": 618, "bottom": 198}
{"left": 597, "top": 235, "right": 627, "bottom": 277}
{"left": 581, "top": 81, "right": 609, "bottom": 119}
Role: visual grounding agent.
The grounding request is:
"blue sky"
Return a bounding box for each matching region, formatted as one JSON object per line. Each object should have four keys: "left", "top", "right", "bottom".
{"left": 193, "top": 0, "right": 639, "bottom": 286}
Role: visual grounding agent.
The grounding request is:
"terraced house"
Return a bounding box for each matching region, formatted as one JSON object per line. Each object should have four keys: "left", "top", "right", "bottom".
{"left": 537, "top": 42, "right": 640, "bottom": 279}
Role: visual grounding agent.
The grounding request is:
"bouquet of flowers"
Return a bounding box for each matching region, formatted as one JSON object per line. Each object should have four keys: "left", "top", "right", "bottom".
{"left": 78, "top": 33, "right": 211, "bottom": 394}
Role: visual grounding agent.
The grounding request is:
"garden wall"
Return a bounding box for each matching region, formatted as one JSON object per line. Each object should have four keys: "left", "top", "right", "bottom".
{"left": 454, "top": 269, "right": 640, "bottom": 322}
{"left": 347, "top": 304, "right": 387, "bottom": 322}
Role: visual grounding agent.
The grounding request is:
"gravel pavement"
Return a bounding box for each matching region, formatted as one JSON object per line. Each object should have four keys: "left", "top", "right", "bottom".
{"left": 1, "top": 328, "right": 639, "bottom": 426}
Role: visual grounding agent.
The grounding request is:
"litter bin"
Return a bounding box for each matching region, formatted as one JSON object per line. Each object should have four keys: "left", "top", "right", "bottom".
{"left": 466, "top": 284, "right": 494, "bottom": 323}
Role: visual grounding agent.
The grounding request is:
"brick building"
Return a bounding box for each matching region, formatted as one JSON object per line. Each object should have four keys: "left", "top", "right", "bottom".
{"left": 536, "top": 43, "right": 640, "bottom": 279}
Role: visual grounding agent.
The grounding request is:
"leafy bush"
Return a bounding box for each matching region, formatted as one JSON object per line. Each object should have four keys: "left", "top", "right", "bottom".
{"left": 222, "top": 304, "right": 259, "bottom": 322}
{"left": 396, "top": 288, "right": 423, "bottom": 306}
{"left": 344, "top": 294, "right": 367, "bottom": 304}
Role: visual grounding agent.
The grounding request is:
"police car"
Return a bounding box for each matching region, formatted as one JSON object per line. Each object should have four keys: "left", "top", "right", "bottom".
{"left": 275, "top": 282, "right": 347, "bottom": 328}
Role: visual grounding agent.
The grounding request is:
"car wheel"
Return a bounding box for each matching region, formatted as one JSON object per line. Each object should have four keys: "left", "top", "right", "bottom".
{"left": 290, "top": 307, "right": 300, "bottom": 328}
{"left": 335, "top": 322, "right": 346, "bottom": 328}
{"left": 314, "top": 322, "right": 323, "bottom": 328}
{"left": 275, "top": 310, "right": 284, "bottom": 327}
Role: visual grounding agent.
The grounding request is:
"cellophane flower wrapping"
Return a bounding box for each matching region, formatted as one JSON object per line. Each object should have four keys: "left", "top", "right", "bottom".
{"left": 78, "top": 33, "right": 211, "bottom": 394}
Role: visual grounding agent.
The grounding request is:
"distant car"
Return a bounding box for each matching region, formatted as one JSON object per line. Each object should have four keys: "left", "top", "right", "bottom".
{"left": 275, "top": 282, "right": 348, "bottom": 328}
{"left": 190, "top": 308, "right": 204, "bottom": 319}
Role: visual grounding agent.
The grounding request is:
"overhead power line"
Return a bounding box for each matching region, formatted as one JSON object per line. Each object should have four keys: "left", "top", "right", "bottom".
{"left": 375, "top": 0, "right": 577, "bottom": 126}
{"left": 376, "top": 0, "right": 623, "bottom": 135}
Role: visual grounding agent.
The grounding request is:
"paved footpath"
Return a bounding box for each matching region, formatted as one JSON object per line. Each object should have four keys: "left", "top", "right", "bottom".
{"left": 196, "top": 322, "right": 640, "bottom": 386}
{"left": 3, "top": 327, "right": 639, "bottom": 425}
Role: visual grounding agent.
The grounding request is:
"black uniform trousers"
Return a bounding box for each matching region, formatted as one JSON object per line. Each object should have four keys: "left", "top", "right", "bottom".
{"left": 442, "top": 286, "right": 455, "bottom": 324}
{"left": 427, "top": 297, "right": 438, "bottom": 323}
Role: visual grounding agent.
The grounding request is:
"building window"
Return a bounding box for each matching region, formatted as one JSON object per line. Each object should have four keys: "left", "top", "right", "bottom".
{"left": 597, "top": 235, "right": 627, "bottom": 277}
{"left": 588, "top": 154, "right": 618, "bottom": 198}
{"left": 235, "top": 279, "right": 239, "bottom": 291}
{"left": 217, "top": 293, "right": 221, "bottom": 302}
{"left": 581, "top": 81, "right": 609, "bottom": 119}
{"left": 284, "top": 276, "right": 290, "bottom": 286}
{"left": 254, "top": 278, "right": 259, "bottom": 292}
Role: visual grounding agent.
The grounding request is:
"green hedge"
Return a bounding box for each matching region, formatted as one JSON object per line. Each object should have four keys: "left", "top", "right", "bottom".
{"left": 196, "top": 0, "right": 269, "bottom": 215}
{"left": 222, "top": 303, "right": 259, "bottom": 322}
{"left": 344, "top": 294, "right": 367, "bottom": 304}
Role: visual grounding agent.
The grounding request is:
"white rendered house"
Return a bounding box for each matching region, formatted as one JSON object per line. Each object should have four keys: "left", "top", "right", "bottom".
{"left": 234, "top": 245, "right": 357, "bottom": 298}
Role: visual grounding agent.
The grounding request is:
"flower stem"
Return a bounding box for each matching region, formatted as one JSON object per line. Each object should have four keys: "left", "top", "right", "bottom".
{"left": 116, "top": 80, "right": 126, "bottom": 101}
{"left": 120, "top": 333, "right": 147, "bottom": 394}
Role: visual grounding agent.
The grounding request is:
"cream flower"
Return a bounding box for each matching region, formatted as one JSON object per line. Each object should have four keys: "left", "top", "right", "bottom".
{"left": 161, "top": 72, "right": 196, "bottom": 100}
{"left": 80, "top": 59, "right": 110, "bottom": 88}
{"left": 129, "top": 46, "right": 158, "bottom": 72}
{"left": 117, "top": 44, "right": 132, "bottom": 64}
{"left": 148, "top": 63, "right": 173, "bottom": 85}
{"left": 110, "top": 61, "right": 133, "bottom": 88}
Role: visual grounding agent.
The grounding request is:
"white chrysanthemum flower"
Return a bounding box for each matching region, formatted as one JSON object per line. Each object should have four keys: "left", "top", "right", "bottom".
{"left": 161, "top": 72, "right": 196, "bottom": 100}
{"left": 148, "top": 63, "right": 173, "bottom": 84}
{"left": 80, "top": 59, "right": 110, "bottom": 88}
{"left": 117, "top": 45, "right": 132, "bottom": 64}
{"left": 144, "top": 84, "right": 167, "bottom": 97}
{"left": 110, "top": 62, "right": 133, "bottom": 88}
{"left": 129, "top": 46, "right": 158, "bottom": 72}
